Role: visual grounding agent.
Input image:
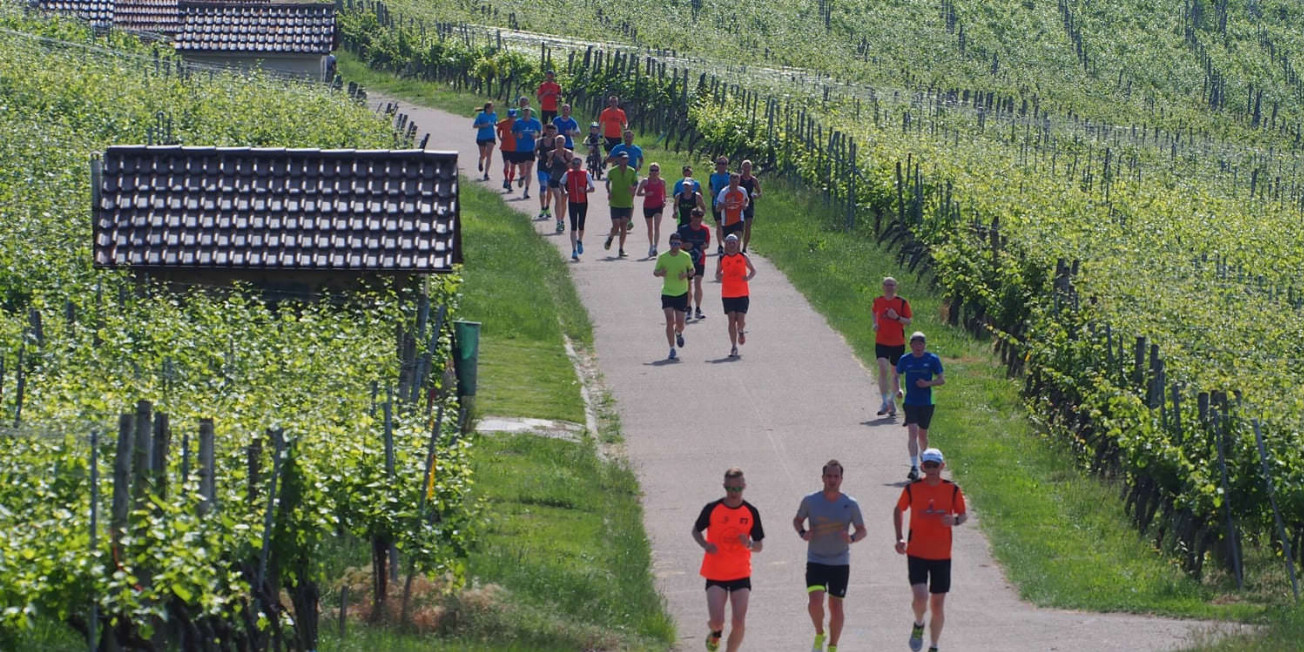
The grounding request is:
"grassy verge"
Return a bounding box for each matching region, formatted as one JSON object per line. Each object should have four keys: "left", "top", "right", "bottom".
{"left": 458, "top": 182, "right": 590, "bottom": 422}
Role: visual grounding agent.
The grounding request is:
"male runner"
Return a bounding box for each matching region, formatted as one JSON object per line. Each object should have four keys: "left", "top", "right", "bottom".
{"left": 693, "top": 468, "right": 765, "bottom": 652}
{"left": 894, "top": 332, "right": 945, "bottom": 481}
{"left": 654, "top": 232, "right": 694, "bottom": 360}
{"left": 738, "top": 159, "right": 761, "bottom": 252}
{"left": 675, "top": 172, "right": 707, "bottom": 228}
{"left": 536, "top": 70, "right": 561, "bottom": 123}
{"left": 714, "top": 172, "right": 750, "bottom": 246}
{"left": 893, "top": 448, "right": 967, "bottom": 652}
{"left": 552, "top": 103, "right": 580, "bottom": 149}
{"left": 793, "top": 460, "right": 867, "bottom": 652}
{"left": 606, "top": 129, "right": 644, "bottom": 171}
{"left": 598, "top": 95, "right": 628, "bottom": 153}
{"left": 534, "top": 123, "right": 558, "bottom": 219}
{"left": 603, "top": 151, "right": 638, "bottom": 257}
{"left": 708, "top": 157, "right": 731, "bottom": 254}
{"left": 676, "top": 208, "right": 711, "bottom": 320}
{"left": 873, "top": 277, "right": 913, "bottom": 417}
{"left": 495, "top": 108, "right": 518, "bottom": 191}
{"left": 511, "top": 107, "right": 542, "bottom": 199}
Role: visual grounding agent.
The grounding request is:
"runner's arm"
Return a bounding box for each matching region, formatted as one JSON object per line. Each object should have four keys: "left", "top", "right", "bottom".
{"left": 744, "top": 256, "right": 757, "bottom": 281}
{"left": 635, "top": 179, "right": 647, "bottom": 196}
{"left": 714, "top": 255, "right": 724, "bottom": 281}
{"left": 923, "top": 372, "right": 945, "bottom": 388}
{"left": 695, "top": 193, "right": 706, "bottom": 212}
{"left": 752, "top": 178, "right": 762, "bottom": 198}
{"left": 893, "top": 506, "right": 907, "bottom": 553}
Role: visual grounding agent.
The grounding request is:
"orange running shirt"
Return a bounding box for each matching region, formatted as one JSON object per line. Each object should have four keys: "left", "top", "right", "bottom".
{"left": 695, "top": 499, "right": 765, "bottom": 581}
{"left": 716, "top": 187, "right": 748, "bottom": 226}
{"left": 872, "top": 295, "right": 912, "bottom": 346}
{"left": 537, "top": 80, "right": 561, "bottom": 111}
{"left": 496, "top": 118, "right": 517, "bottom": 151}
{"left": 598, "top": 107, "right": 627, "bottom": 138}
{"left": 720, "top": 253, "right": 750, "bottom": 298}
{"left": 896, "top": 480, "right": 967, "bottom": 560}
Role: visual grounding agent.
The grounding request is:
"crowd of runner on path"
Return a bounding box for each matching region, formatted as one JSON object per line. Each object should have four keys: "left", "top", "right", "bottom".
{"left": 474, "top": 79, "right": 960, "bottom": 652}
{"left": 472, "top": 83, "right": 765, "bottom": 361}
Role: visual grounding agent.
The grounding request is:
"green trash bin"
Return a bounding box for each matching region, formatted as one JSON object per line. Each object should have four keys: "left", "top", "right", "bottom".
{"left": 453, "top": 320, "right": 481, "bottom": 397}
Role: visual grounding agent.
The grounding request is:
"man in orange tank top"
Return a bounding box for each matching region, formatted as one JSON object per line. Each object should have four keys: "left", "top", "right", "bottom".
{"left": 693, "top": 468, "right": 765, "bottom": 652}
{"left": 715, "top": 234, "right": 756, "bottom": 359}
{"left": 872, "top": 276, "right": 913, "bottom": 417}
{"left": 893, "top": 448, "right": 967, "bottom": 652}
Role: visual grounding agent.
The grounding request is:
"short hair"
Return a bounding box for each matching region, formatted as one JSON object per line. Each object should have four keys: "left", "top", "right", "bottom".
{"left": 724, "top": 467, "right": 744, "bottom": 481}
{"left": 822, "top": 459, "right": 844, "bottom": 475}
{"left": 883, "top": 276, "right": 898, "bottom": 286}
{"left": 691, "top": 207, "right": 705, "bottom": 218}
{"left": 729, "top": 172, "right": 741, "bottom": 180}
{"left": 741, "top": 159, "right": 753, "bottom": 168}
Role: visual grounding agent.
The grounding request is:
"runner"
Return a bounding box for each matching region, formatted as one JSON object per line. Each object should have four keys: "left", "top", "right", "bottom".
{"left": 583, "top": 122, "right": 604, "bottom": 180}
{"left": 893, "top": 332, "right": 945, "bottom": 482}
{"left": 536, "top": 70, "right": 561, "bottom": 123}
{"left": 674, "top": 172, "right": 707, "bottom": 228}
{"left": 606, "top": 129, "right": 644, "bottom": 171}
{"left": 654, "top": 232, "right": 693, "bottom": 360}
{"left": 676, "top": 208, "right": 711, "bottom": 321}
{"left": 511, "top": 107, "right": 542, "bottom": 199}
{"left": 792, "top": 460, "right": 867, "bottom": 652}
{"left": 739, "top": 159, "right": 761, "bottom": 253}
{"left": 872, "top": 277, "right": 913, "bottom": 417}
{"left": 708, "top": 157, "right": 731, "bottom": 254}
{"left": 714, "top": 172, "right": 750, "bottom": 251}
{"left": 674, "top": 164, "right": 701, "bottom": 197}
{"left": 560, "top": 156, "right": 593, "bottom": 261}
{"left": 635, "top": 162, "right": 667, "bottom": 258}
{"left": 598, "top": 95, "right": 628, "bottom": 154}
{"left": 715, "top": 234, "right": 755, "bottom": 358}
{"left": 603, "top": 151, "right": 638, "bottom": 258}
{"left": 495, "top": 108, "right": 518, "bottom": 191}
{"left": 893, "top": 448, "right": 967, "bottom": 652}
{"left": 533, "top": 123, "right": 558, "bottom": 219}
{"left": 471, "top": 102, "right": 496, "bottom": 182}
{"left": 693, "top": 468, "right": 764, "bottom": 652}
{"left": 552, "top": 103, "right": 580, "bottom": 149}
{"left": 547, "top": 134, "right": 574, "bottom": 234}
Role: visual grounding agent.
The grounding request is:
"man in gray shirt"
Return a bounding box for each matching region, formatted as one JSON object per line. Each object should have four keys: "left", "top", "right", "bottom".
{"left": 793, "top": 460, "right": 868, "bottom": 652}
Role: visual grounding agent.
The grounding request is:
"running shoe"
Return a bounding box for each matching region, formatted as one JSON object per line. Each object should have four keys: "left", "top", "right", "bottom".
{"left": 738, "top": 330, "right": 746, "bottom": 345}
{"left": 478, "top": 161, "right": 483, "bottom": 172}
{"left": 571, "top": 249, "right": 579, "bottom": 262}
{"left": 649, "top": 245, "right": 657, "bottom": 257}
{"left": 604, "top": 235, "right": 613, "bottom": 250}
{"left": 908, "top": 622, "right": 925, "bottom": 652}
{"left": 619, "top": 249, "right": 628, "bottom": 258}
{"left": 523, "top": 190, "right": 530, "bottom": 199}
{"left": 696, "top": 308, "right": 704, "bottom": 320}
{"left": 705, "top": 631, "right": 721, "bottom": 651}
{"left": 888, "top": 402, "right": 897, "bottom": 416}
{"left": 907, "top": 466, "right": 920, "bottom": 482}
{"left": 676, "top": 332, "right": 685, "bottom": 348}
{"left": 877, "top": 401, "right": 890, "bottom": 416}
{"left": 556, "top": 219, "right": 565, "bottom": 233}
{"left": 518, "top": 176, "right": 525, "bottom": 188}
{"left": 482, "top": 173, "right": 490, "bottom": 181}
{"left": 729, "top": 347, "right": 739, "bottom": 358}
{"left": 502, "top": 179, "right": 511, "bottom": 190}
{"left": 668, "top": 348, "right": 677, "bottom": 360}
{"left": 577, "top": 241, "right": 584, "bottom": 254}
{"left": 811, "top": 632, "right": 825, "bottom": 651}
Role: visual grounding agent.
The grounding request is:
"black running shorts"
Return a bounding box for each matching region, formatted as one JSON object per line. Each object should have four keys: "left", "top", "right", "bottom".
{"left": 907, "top": 556, "right": 952, "bottom": 594}
{"left": 903, "top": 404, "right": 935, "bottom": 430}
{"left": 876, "top": 343, "right": 906, "bottom": 365}
{"left": 568, "top": 202, "right": 588, "bottom": 231}
{"left": 722, "top": 296, "right": 749, "bottom": 315}
{"left": 806, "top": 562, "right": 851, "bottom": 599}
{"left": 662, "top": 293, "right": 689, "bottom": 312}
{"left": 610, "top": 206, "right": 633, "bottom": 221}
{"left": 705, "top": 577, "right": 752, "bottom": 592}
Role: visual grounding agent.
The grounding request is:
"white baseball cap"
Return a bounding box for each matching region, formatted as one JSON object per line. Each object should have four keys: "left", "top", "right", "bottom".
{"left": 921, "top": 448, "right": 944, "bottom": 465}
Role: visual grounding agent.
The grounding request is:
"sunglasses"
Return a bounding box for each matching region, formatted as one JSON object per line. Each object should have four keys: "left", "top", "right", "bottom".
{"left": 724, "top": 486, "right": 745, "bottom": 493}
{"left": 921, "top": 462, "right": 941, "bottom": 469}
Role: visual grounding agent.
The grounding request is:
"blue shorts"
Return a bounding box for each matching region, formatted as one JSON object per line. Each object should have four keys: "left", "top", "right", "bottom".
{"left": 538, "top": 170, "right": 550, "bottom": 184}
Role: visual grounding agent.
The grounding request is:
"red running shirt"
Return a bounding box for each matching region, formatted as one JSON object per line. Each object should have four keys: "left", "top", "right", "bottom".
{"left": 720, "top": 253, "right": 750, "bottom": 298}
{"left": 896, "top": 480, "right": 967, "bottom": 561}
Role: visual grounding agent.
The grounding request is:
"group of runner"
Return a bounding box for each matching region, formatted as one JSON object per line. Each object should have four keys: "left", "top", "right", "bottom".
{"left": 696, "top": 454, "right": 961, "bottom": 652}
{"left": 474, "top": 81, "right": 765, "bottom": 361}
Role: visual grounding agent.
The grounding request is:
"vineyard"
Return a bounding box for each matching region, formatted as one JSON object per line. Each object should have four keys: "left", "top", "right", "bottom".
{"left": 0, "top": 7, "right": 474, "bottom": 650}
{"left": 339, "top": 0, "right": 1304, "bottom": 595}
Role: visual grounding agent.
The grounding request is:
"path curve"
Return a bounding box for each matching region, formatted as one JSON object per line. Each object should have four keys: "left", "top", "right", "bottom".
{"left": 382, "top": 95, "right": 1225, "bottom": 651}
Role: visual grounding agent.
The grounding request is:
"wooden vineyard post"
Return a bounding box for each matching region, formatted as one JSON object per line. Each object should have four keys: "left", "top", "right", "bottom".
{"left": 198, "top": 419, "right": 216, "bottom": 516}
{"left": 383, "top": 395, "right": 399, "bottom": 582}
{"left": 401, "top": 403, "right": 445, "bottom": 624}
{"left": 1251, "top": 420, "right": 1300, "bottom": 601}
{"left": 1212, "top": 394, "right": 1244, "bottom": 589}
{"left": 110, "top": 414, "right": 134, "bottom": 549}
{"left": 89, "top": 429, "right": 100, "bottom": 652}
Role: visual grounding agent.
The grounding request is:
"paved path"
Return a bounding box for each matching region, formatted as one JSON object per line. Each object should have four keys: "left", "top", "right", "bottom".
{"left": 382, "top": 95, "right": 1224, "bottom": 651}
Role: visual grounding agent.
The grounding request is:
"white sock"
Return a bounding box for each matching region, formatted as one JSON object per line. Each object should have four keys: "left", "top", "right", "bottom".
{"left": 881, "top": 393, "right": 890, "bottom": 404}
{"left": 910, "top": 456, "right": 918, "bottom": 468}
